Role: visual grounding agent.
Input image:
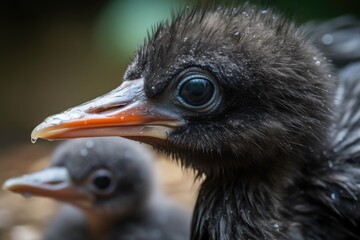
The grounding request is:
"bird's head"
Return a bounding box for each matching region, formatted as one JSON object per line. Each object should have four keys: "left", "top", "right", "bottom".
{"left": 31, "top": 6, "right": 333, "bottom": 177}
{"left": 4, "top": 138, "right": 156, "bottom": 217}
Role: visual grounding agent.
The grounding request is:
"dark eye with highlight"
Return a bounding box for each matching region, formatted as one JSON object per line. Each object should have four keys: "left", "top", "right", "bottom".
{"left": 176, "top": 71, "right": 220, "bottom": 112}
{"left": 89, "top": 169, "right": 116, "bottom": 195}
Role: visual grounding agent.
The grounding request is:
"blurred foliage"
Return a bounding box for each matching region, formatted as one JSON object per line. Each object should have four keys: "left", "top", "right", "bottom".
{"left": 95, "top": 0, "right": 180, "bottom": 59}
{"left": 0, "top": 0, "right": 359, "bottom": 150}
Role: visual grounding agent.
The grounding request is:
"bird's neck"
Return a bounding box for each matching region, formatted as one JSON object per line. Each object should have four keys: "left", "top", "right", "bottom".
{"left": 84, "top": 210, "right": 117, "bottom": 240}
{"left": 191, "top": 176, "right": 285, "bottom": 240}
{"left": 82, "top": 196, "right": 156, "bottom": 240}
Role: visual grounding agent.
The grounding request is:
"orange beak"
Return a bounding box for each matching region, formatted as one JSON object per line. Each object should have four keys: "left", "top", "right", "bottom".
{"left": 3, "top": 167, "right": 93, "bottom": 203}
{"left": 31, "top": 78, "right": 185, "bottom": 144}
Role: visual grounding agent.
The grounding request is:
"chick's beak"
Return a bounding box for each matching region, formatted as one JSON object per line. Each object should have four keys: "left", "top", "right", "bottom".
{"left": 31, "top": 78, "right": 185, "bottom": 145}
{"left": 3, "top": 167, "right": 93, "bottom": 203}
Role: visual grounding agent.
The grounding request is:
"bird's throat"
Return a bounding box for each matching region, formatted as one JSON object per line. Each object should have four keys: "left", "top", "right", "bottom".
{"left": 83, "top": 208, "right": 124, "bottom": 240}
{"left": 191, "top": 177, "right": 285, "bottom": 240}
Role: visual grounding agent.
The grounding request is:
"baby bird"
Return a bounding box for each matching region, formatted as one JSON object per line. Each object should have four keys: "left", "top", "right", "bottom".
{"left": 30, "top": 4, "right": 360, "bottom": 240}
{"left": 4, "top": 138, "right": 191, "bottom": 240}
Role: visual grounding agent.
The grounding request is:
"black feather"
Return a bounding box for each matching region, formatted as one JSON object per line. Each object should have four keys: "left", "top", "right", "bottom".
{"left": 122, "top": 4, "right": 360, "bottom": 240}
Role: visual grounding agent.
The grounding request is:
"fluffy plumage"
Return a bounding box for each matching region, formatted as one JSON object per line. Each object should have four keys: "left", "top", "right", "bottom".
{"left": 30, "top": 4, "right": 360, "bottom": 240}
{"left": 126, "top": 6, "right": 333, "bottom": 179}
{"left": 11, "top": 138, "right": 191, "bottom": 240}
{"left": 126, "top": 6, "right": 360, "bottom": 239}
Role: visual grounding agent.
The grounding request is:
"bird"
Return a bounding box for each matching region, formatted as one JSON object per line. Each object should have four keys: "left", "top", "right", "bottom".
{"left": 4, "top": 137, "right": 191, "bottom": 240}
{"left": 30, "top": 4, "right": 360, "bottom": 240}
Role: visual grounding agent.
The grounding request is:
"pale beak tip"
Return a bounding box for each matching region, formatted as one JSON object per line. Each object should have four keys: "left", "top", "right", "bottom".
{"left": 3, "top": 178, "right": 17, "bottom": 191}
{"left": 31, "top": 120, "right": 58, "bottom": 142}
{"left": 31, "top": 125, "right": 43, "bottom": 143}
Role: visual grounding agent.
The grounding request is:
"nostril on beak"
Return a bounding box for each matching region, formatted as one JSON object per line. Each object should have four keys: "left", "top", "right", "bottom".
{"left": 45, "top": 180, "right": 64, "bottom": 186}
{"left": 87, "top": 103, "right": 127, "bottom": 115}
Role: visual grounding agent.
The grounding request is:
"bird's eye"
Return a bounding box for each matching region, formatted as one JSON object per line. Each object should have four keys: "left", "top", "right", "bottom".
{"left": 89, "top": 169, "right": 116, "bottom": 195}
{"left": 176, "top": 71, "right": 220, "bottom": 112}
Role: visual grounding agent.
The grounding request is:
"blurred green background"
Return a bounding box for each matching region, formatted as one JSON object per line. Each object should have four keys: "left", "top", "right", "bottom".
{"left": 1, "top": 0, "right": 360, "bottom": 151}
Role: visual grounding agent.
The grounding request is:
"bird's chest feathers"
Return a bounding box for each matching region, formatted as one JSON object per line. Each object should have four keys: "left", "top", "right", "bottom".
{"left": 191, "top": 178, "right": 284, "bottom": 240}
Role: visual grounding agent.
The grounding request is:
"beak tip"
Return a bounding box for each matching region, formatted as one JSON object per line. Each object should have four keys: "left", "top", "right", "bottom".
{"left": 31, "top": 120, "right": 50, "bottom": 140}
{"left": 31, "top": 128, "right": 40, "bottom": 143}
{"left": 3, "top": 178, "right": 16, "bottom": 191}
{"left": 31, "top": 120, "right": 60, "bottom": 141}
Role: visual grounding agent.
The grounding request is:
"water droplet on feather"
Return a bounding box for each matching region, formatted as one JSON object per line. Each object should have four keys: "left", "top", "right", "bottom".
{"left": 86, "top": 140, "right": 94, "bottom": 149}
{"left": 80, "top": 149, "right": 88, "bottom": 157}
{"left": 330, "top": 193, "right": 337, "bottom": 200}
{"left": 322, "top": 34, "right": 334, "bottom": 45}
{"left": 328, "top": 160, "right": 333, "bottom": 168}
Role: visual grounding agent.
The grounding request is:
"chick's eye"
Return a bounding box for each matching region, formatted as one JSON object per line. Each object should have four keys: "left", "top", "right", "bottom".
{"left": 177, "top": 72, "right": 220, "bottom": 112}
{"left": 89, "top": 169, "right": 116, "bottom": 195}
{"left": 180, "top": 78, "right": 214, "bottom": 106}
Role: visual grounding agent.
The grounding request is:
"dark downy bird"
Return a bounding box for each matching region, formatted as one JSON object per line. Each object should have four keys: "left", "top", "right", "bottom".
{"left": 30, "top": 4, "right": 360, "bottom": 240}
{"left": 4, "top": 138, "right": 191, "bottom": 240}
